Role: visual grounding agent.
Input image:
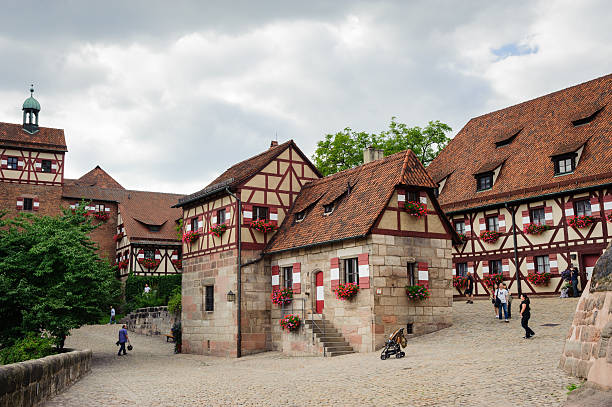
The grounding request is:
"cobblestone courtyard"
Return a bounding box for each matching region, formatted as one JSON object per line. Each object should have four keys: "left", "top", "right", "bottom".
{"left": 46, "top": 297, "right": 580, "bottom": 406}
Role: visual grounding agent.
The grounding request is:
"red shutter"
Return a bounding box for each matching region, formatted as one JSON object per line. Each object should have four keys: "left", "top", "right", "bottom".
{"left": 482, "top": 260, "right": 489, "bottom": 275}
{"left": 526, "top": 256, "right": 535, "bottom": 273}
{"left": 16, "top": 197, "right": 23, "bottom": 210}
{"left": 17, "top": 157, "right": 24, "bottom": 170}
{"left": 397, "top": 188, "right": 406, "bottom": 207}
{"left": 358, "top": 253, "right": 370, "bottom": 288}
{"left": 548, "top": 254, "right": 558, "bottom": 273}
{"left": 269, "top": 207, "right": 278, "bottom": 226}
{"left": 225, "top": 206, "right": 231, "bottom": 226}
{"left": 417, "top": 262, "right": 429, "bottom": 288}
{"left": 271, "top": 265, "right": 280, "bottom": 291}
{"left": 51, "top": 160, "right": 57, "bottom": 174}
{"left": 498, "top": 214, "right": 506, "bottom": 233}
{"left": 32, "top": 197, "right": 39, "bottom": 211}
{"left": 198, "top": 215, "right": 203, "bottom": 232}
{"left": 544, "top": 206, "right": 553, "bottom": 226}
{"left": 464, "top": 217, "right": 472, "bottom": 237}
{"left": 502, "top": 259, "right": 510, "bottom": 277}
{"left": 419, "top": 191, "right": 428, "bottom": 211}
{"left": 479, "top": 217, "right": 486, "bottom": 233}
{"left": 330, "top": 257, "right": 340, "bottom": 290}
{"left": 0, "top": 156, "right": 6, "bottom": 169}
{"left": 155, "top": 249, "right": 161, "bottom": 260}
{"left": 590, "top": 196, "right": 601, "bottom": 217}
{"left": 243, "top": 204, "right": 253, "bottom": 225}
{"left": 35, "top": 158, "right": 42, "bottom": 172}
{"left": 604, "top": 194, "right": 612, "bottom": 217}
{"left": 292, "top": 262, "right": 301, "bottom": 294}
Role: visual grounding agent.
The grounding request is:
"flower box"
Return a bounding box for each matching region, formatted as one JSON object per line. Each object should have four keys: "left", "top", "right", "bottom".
{"left": 405, "top": 284, "right": 429, "bottom": 300}
{"left": 526, "top": 271, "right": 551, "bottom": 286}
{"left": 209, "top": 223, "right": 228, "bottom": 238}
{"left": 482, "top": 274, "right": 503, "bottom": 288}
{"left": 333, "top": 283, "right": 359, "bottom": 300}
{"left": 280, "top": 314, "right": 301, "bottom": 332}
{"left": 250, "top": 219, "right": 277, "bottom": 233}
{"left": 523, "top": 223, "right": 550, "bottom": 235}
{"left": 404, "top": 201, "right": 427, "bottom": 218}
{"left": 113, "top": 233, "right": 124, "bottom": 242}
{"left": 452, "top": 276, "right": 469, "bottom": 289}
{"left": 182, "top": 231, "right": 200, "bottom": 243}
{"left": 172, "top": 259, "right": 182, "bottom": 269}
{"left": 113, "top": 259, "right": 129, "bottom": 270}
{"left": 567, "top": 215, "right": 595, "bottom": 228}
{"left": 138, "top": 258, "right": 160, "bottom": 269}
{"left": 93, "top": 211, "right": 110, "bottom": 221}
{"left": 458, "top": 233, "right": 468, "bottom": 243}
{"left": 271, "top": 288, "right": 293, "bottom": 305}
{"left": 480, "top": 230, "right": 502, "bottom": 243}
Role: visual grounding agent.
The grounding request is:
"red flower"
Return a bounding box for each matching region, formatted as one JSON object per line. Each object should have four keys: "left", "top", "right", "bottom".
{"left": 271, "top": 288, "right": 293, "bottom": 305}
{"left": 523, "top": 223, "right": 550, "bottom": 235}
{"left": 182, "top": 231, "right": 200, "bottom": 243}
{"left": 333, "top": 283, "right": 359, "bottom": 300}
{"left": 404, "top": 201, "right": 427, "bottom": 218}
{"left": 567, "top": 215, "right": 595, "bottom": 228}
{"left": 480, "top": 230, "right": 502, "bottom": 243}
{"left": 527, "top": 271, "right": 551, "bottom": 285}
{"left": 209, "top": 223, "right": 228, "bottom": 238}
{"left": 482, "top": 274, "right": 503, "bottom": 288}
{"left": 113, "top": 233, "right": 124, "bottom": 242}
{"left": 405, "top": 284, "right": 429, "bottom": 300}
{"left": 453, "top": 276, "right": 469, "bottom": 289}
{"left": 250, "top": 219, "right": 277, "bottom": 233}
{"left": 138, "top": 258, "right": 161, "bottom": 269}
{"left": 280, "top": 314, "right": 301, "bottom": 332}
{"left": 93, "top": 211, "right": 110, "bottom": 221}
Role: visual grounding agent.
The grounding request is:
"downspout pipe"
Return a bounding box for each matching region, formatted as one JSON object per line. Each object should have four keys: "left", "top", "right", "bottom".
{"left": 505, "top": 203, "right": 522, "bottom": 297}
{"left": 225, "top": 188, "right": 242, "bottom": 358}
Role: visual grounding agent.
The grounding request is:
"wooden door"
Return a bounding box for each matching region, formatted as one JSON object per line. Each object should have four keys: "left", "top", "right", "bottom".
{"left": 583, "top": 254, "right": 600, "bottom": 282}
{"left": 315, "top": 271, "right": 324, "bottom": 314}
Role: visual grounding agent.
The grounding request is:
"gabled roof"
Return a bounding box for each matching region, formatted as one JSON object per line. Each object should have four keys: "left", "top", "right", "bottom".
{"left": 176, "top": 140, "right": 322, "bottom": 207}
{"left": 265, "top": 150, "right": 437, "bottom": 253}
{"left": 0, "top": 122, "right": 67, "bottom": 152}
{"left": 119, "top": 191, "right": 183, "bottom": 243}
{"left": 428, "top": 73, "right": 612, "bottom": 213}
{"left": 71, "top": 165, "right": 125, "bottom": 189}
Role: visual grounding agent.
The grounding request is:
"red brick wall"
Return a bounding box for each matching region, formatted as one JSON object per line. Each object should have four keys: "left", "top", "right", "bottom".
{"left": 1, "top": 183, "right": 63, "bottom": 217}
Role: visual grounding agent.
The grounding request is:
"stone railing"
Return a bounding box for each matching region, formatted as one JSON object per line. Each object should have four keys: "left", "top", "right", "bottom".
{"left": 126, "top": 306, "right": 178, "bottom": 337}
{"left": 0, "top": 348, "right": 92, "bottom": 406}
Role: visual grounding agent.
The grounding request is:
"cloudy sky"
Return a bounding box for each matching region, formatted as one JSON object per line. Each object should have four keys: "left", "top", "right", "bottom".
{"left": 0, "top": 1, "right": 610, "bottom": 194}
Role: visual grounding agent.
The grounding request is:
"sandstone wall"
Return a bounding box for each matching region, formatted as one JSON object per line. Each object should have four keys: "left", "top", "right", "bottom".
{"left": 0, "top": 349, "right": 92, "bottom": 407}
{"left": 126, "top": 306, "right": 178, "bottom": 337}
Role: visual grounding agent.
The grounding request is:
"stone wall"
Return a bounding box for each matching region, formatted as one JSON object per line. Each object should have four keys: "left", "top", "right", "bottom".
{"left": 0, "top": 349, "right": 92, "bottom": 407}
{"left": 126, "top": 306, "right": 178, "bottom": 337}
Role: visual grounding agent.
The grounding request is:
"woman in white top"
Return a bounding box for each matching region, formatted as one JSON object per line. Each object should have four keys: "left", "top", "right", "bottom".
{"left": 497, "top": 283, "right": 509, "bottom": 322}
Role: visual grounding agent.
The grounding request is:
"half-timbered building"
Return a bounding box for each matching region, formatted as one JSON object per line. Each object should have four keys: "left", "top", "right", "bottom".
{"left": 427, "top": 74, "right": 612, "bottom": 298}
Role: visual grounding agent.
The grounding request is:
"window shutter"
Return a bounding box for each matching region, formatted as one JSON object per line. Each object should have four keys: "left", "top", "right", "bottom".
{"left": 521, "top": 210, "right": 530, "bottom": 226}
{"left": 544, "top": 206, "right": 553, "bottom": 226}
{"left": 479, "top": 217, "right": 486, "bottom": 232}
{"left": 171, "top": 250, "right": 178, "bottom": 261}
{"left": 185, "top": 219, "right": 192, "bottom": 232}
{"left": 51, "top": 160, "right": 57, "bottom": 174}
{"left": 243, "top": 204, "right": 253, "bottom": 225}
{"left": 590, "top": 196, "right": 600, "bottom": 215}
{"left": 482, "top": 260, "right": 489, "bottom": 275}
{"left": 35, "top": 158, "right": 42, "bottom": 171}
{"left": 269, "top": 207, "right": 278, "bottom": 226}
{"left": 198, "top": 215, "right": 203, "bottom": 232}
{"left": 357, "top": 253, "right": 370, "bottom": 288}
{"left": 137, "top": 249, "right": 144, "bottom": 260}
{"left": 548, "top": 254, "right": 558, "bottom": 273}
{"left": 292, "top": 262, "right": 301, "bottom": 294}
{"left": 225, "top": 206, "right": 231, "bottom": 225}
{"left": 211, "top": 213, "right": 217, "bottom": 225}
{"left": 564, "top": 202, "right": 574, "bottom": 218}
{"left": 498, "top": 214, "right": 506, "bottom": 233}
{"left": 467, "top": 261, "right": 474, "bottom": 274}
{"left": 604, "top": 194, "right": 612, "bottom": 217}
{"left": 526, "top": 256, "right": 534, "bottom": 273}
{"left": 419, "top": 191, "right": 428, "bottom": 210}
{"left": 271, "top": 265, "right": 280, "bottom": 291}
{"left": 417, "top": 262, "right": 429, "bottom": 288}
{"left": 155, "top": 249, "right": 161, "bottom": 260}
{"left": 0, "top": 156, "right": 6, "bottom": 169}
{"left": 32, "top": 197, "right": 39, "bottom": 211}
{"left": 330, "top": 257, "right": 340, "bottom": 289}
{"left": 17, "top": 158, "right": 24, "bottom": 170}
{"left": 397, "top": 188, "right": 406, "bottom": 207}
{"left": 464, "top": 218, "right": 472, "bottom": 237}
{"left": 452, "top": 264, "right": 456, "bottom": 276}
{"left": 16, "top": 197, "right": 24, "bottom": 210}
{"left": 502, "top": 259, "right": 510, "bottom": 276}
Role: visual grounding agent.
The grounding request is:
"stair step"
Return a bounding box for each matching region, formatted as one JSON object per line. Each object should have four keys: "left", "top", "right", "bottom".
{"left": 324, "top": 345, "right": 353, "bottom": 352}
{"left": 327, "top": 350, "right": 355, "bottom": 357}
{"left": 310, "top": 328, "right": 338, "bottom": 334}
{"left": 315, "top": 334, "right": 344, "bottom": 341}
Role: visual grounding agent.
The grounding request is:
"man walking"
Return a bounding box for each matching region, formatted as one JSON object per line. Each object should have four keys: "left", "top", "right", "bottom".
{"left": 109, "top": 305, "right": 116, "bottom": 324}
{"left": 118, "top": 324, "right": 129, "bottom": 356}
{"left": 465, "top": 272, "right": 475, "bottom": 304}
{"left": 571, "top": 265, "right": 580, "bottom": 297}
{"left": 497, "top": 283, "right": 510, "bottom": 322}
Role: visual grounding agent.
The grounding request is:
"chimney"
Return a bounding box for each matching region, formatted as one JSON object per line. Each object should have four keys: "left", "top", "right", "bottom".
{"left": 270, "top": 140, "right": 279, "bottom": 149}
{"left": 363, "top": 146, "right": 384, "bottom": 164}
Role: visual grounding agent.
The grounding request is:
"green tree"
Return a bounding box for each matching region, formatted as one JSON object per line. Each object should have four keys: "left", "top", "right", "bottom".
{"left": 0, "top": 207, "right": 121, "bottom": 348}
{"left": 312, "top": 117, "right": 452, "bottom": 175}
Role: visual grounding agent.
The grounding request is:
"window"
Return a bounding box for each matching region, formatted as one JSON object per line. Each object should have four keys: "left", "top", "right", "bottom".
{"left": 144, "top": 249, "right": 154, "bottom": 260}
{"left": 554, "top": 154, "right": 575, "bottom": 175}
{"left": 95, "top": 204, "right": 106, "bottom": 212}
{"left": 489, "top": 260, "right": 502, "bottom": 275}
{"left": 217, "top": 209, "right": 226, "bottom": 224}
{"left": 486, "top": 216, "right": 499, "bottom": 232}
{"left": 7, "top": 157, "right": 18, "bottom": 170}
{"left": 323, "top": 204, "right": 334, "bottom": 215}
{"left": 23, "top": 198, "right": 33, "bottom": 211}
{"left": 407, "top": 263, "right": 417, "bottom": 286}
{"left": 476, "top": 173, "right": 493, "bottom": 191}
{"left": 535, "top": 256, "right": 550, "bottom": 273}
{"left": 344, "top": 258, "right": 358, "bottom": 285}
{"left": 282, "top": 266, "right": 293, "bottom": 289}
{"left": 572, "top": 107, "right": 603, "bottom": 126}
{"left": 253, "top": 206, "right": 268, "bottom": 221}
{"left": 41, "top": 160, "right": 52, "bottom": 173}
{"left": 454, "top": 220, "right": 465, "bottom": 235}
{"left": 191, "top": 218, "right": 198, "bottom": 232}
{"left": 575, "top": 200, "right": 592, "bottom": 216}
{"left": 406, "top": 191, "right": 419, "bottom": 203}
{"left": 295, "top": 211, "right": 305, "bottom": 222}
{"left": 530, "top": 208, "right": 545, "bottom": 225}
{"left": 456, "top": 263, "right": 468, "bottom": 277}
{"left": 205, "top": 285, "right": 214, "bottom": 311}
{"left": 148, "top": 225, "right": 161, "bottom": 232}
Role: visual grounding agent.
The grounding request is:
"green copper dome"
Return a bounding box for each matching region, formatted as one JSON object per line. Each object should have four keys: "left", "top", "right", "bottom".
{"left": 22, "top": 86, "right": 40, "bottom": 111}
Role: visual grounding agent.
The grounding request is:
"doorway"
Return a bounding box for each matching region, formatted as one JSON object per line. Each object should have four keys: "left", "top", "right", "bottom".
{"left": 582, "top": 253, "right": 600, "bottom": 282}
{"left": 315, "top": 271, "right": 324, "bottom": 314}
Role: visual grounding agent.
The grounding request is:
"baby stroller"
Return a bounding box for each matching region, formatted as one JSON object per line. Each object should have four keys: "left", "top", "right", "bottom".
{"left": 380, "top": 328, "right": 407, "bottom": 360}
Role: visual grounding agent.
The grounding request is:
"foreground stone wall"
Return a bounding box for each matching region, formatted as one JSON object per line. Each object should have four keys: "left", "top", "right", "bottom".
{"left": 126, "top": 306, "right": 178, "bottom": 337}
{"left": 0, "top": 349, "right": 92, "bottom": 407}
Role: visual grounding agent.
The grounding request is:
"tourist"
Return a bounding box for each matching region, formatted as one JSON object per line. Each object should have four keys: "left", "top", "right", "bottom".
{"left": 109, "top": 305, "right": 116, "bottom": 324}
{"left": 465, "top": 272, "right": 475, "bottom": 304}
{"left": 491, "top": 283, "right": 499, "bottom": 318}
{"left": 496, "top": 283, "right": 509, "bottom": 322}
{"left": 144, "top": 283, "right": 151, "bottom": 294}
{"left": 118, "top": 324, "right": 129, "bottom": 356}
{"left": 506, "top": 286, "right": 512, "bottom": 319}
{"left": 570, "top": 265, "right": 580, "bottom": 297}
{"left": 520, "top": 293, "right": 535, "bottom": 339}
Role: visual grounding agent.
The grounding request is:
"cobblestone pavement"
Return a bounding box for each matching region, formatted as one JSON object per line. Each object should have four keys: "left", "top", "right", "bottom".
{"left": 45, "top": 297, "right": 580, "bottom": 407}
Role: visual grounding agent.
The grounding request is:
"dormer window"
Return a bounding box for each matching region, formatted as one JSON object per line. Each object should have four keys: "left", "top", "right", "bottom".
{"left": 148, "top": 225, "right": 161, "bottom": 232}
{"left": 323, "top": 204, "right": 334, "bottom": 215}
{"left": 295, "top": 211, "right": 305, "bottom": 222}
{"left": 494, "top": 129, "right": 522, "bottom": 148}
{"left": 553, "top": 153, "right": 576, "bottom": 175}
{"left": 476, "top": 173, "right": 493, "bottom": 191}
{"left": 572, "top": 107, "right": 603, "bottom": 127}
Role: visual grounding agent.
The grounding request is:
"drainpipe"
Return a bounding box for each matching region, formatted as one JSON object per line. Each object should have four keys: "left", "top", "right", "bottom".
{"left": 225, "top": 188, "right": 242, "bottom": 358}
{"left": 506, "top": 203, "right": 522, "bottom": 297}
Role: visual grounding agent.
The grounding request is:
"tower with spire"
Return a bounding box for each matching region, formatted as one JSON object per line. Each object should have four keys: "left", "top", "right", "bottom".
{"left": 22, "top": 84, "right": 41, "bottom": 134}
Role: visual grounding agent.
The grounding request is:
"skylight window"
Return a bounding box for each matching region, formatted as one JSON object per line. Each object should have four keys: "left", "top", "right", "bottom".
{"left": 572, "top": 107, "right": 603, "bottom": 126}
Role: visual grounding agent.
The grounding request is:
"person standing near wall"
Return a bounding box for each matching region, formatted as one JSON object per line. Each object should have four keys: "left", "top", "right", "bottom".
{"left": 506, "top": 286, "right": 512, "bottom": 319}
{"left": 465, "top": 272, "right": 475, "bottom": 304}
{"left": 109, "top": 306, "right": 116, "bottom": 324}
{"left": 496, "top": 283, "right": 509, "bottom": 323}
{"left": 570, "top": 265, "right": 580, "bottom": 297}
{"left": 491, "top": 283, "right": 500, "bottom": 318}
{"left": 118, "top": 324, "right": 129, "bottom": 356}
{"left": 520, "top": 294, "right": 535, "bottom": 339}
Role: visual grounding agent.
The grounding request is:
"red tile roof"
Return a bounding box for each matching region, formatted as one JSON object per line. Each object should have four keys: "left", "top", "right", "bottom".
{"left": 0, "top": 122, "right": 67, "bottom": 152}
{"left": 119, "top": 191, "right": 183, "bottom": 243}
{"left": 428, "top": 73, "right": 612, "bottom": 213}
{"left": 72, "top": 166, "right": 124, "bottom": 189}
{"left": 265, "top": 150, "right": 437, "bottom": 253}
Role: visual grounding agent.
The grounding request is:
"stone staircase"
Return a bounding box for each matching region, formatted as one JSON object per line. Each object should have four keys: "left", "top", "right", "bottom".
{"left": 304, "top": 318, "right": 355, "bottom": 357}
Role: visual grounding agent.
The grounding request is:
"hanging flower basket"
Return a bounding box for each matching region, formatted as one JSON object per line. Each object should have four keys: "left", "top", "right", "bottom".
{"left": 138, "top": 258, "right": 160, "bottom": 269}
{"left": 172, "top": 259, "right": 182, "bottom": 269}
{"left": 280, "top": 314, "right": 301, "bottom": 332}
{"left": 458, "top": 233, "right": 468, "bottom": 243}
{"left": 482, "top": 274, "right": 503, "bottom": 288}
{"left": 523, "top": 223, "right": 550, "bottom": 235}
{"left": 271, "top": 288, "right": 293, "bottom": 305}
{"left": 405, "top": 284, "right": 429, "bottom": 300}
{"left": 452, "top": 276, "right": 469, "bottom": 289}
{"left": 568, "top": 215, "right": 595, "bottom": 228}
{"left": 333, "top": 283, "right": 359, "bottom": 300}
{"left": 250, "top": 219, "right": 277, "bottom": 233}
{"left": 526, "top": 271, "right": 552, "bottom": 286}
{"left": 93, "top": 211, "right": 109, "bottom": 221}
{"left": 113, "top": 232, "right": 124, "bottom": 242}
{"left": 182, "top": 231, "right": 200, "bottom": 243}
{"left": 113, "top": 259, "right": 129, "bottom": 270}
{"left": 480, "top": 230, "right": 502, "bottom": 243}
{"left": 404, "top": 201, "right": 427, "bottom": 218}
{"left": 209, "top": 223, "right": 228, "bottom": 238}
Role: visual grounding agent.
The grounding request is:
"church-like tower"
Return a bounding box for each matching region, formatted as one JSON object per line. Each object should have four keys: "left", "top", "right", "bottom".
{"left": 22, "top": 85, "right": 41, "bottom": 134}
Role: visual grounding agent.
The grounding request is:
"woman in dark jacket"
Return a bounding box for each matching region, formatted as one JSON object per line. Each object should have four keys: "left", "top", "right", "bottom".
{"left": 520, "top": 294, "right": 535, "bottom": 339}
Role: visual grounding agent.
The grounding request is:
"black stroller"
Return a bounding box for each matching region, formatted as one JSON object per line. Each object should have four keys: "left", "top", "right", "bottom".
{"left": 380, "top": 328, "right": 407, "bottom": 360}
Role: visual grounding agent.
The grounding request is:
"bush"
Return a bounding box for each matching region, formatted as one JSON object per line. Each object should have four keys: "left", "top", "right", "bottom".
{"left": 124, "top": 290, "right": 166, "bottom": 314}
{"left": 167, "top": 287, "right": 182, "bottom": 315}
{"left": 124, "top": 274, "right": 181, "bottom": 305}
{"left": 0, "top": 332, "right": 56, "bottom": 365}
